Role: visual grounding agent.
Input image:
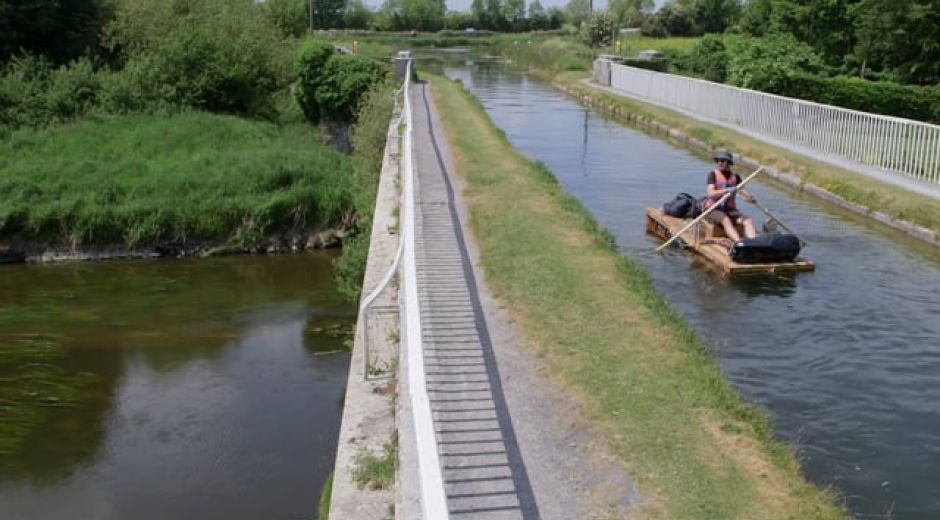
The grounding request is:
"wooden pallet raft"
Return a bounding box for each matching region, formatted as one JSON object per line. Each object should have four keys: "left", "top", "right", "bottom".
{"left": 646, "top": 208, "right": 815, "bottom": 276}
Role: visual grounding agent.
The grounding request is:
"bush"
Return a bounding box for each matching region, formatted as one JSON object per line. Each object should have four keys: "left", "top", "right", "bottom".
{"left": 105, "top": 0, "right": 292, "bottom": 118}
{"left": 579, "top": 10, "right": 616, "bottom": 48}
{"left": 260, "top": 0, "right": 308, "bottom": 38}
{"left": 679, "top": 34, "right": 727, "bottom": 83}
{"left": 351, "top": 78, "right": 396, "bottom": 170}
{"left": 0, "top": 55, "right": 102, "bottom": 131}
{"left": 295, "top": 39, "right": 336, "bottom": 124}
{"left": 315, "top": 54, "right": 390, "bottom": 122}
{"left": 775, "top": 74, "right": 940, "bottom": 124}
{"left": 723, "top": 33, "right": 822, "bottom": 91}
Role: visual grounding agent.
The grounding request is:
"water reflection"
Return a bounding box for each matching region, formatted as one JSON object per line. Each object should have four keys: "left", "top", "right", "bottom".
{"left": 727, "top": 273, "right": 798, "bottom": 298}
{"left": 431, "top": 51, "right": 940, "bottom": 519}
{"left": 0, "top": 254, "right": 353, "bottom": 520}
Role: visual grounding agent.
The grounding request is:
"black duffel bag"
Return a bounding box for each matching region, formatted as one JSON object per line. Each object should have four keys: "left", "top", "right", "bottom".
{"left": 729, "top": 234, "right": 801, "bottom": 264}
{"left": 663, "top": 193, "right": 701, "bottom": 219}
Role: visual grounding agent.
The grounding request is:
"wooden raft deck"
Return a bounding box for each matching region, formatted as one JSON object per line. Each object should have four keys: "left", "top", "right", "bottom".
{"left": 646, "top": 208, "right": 815, "bottom": 276}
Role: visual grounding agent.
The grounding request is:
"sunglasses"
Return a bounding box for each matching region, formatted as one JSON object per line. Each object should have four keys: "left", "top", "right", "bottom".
{"left": 716, "top": 159, "right": 731, "bottom": 164}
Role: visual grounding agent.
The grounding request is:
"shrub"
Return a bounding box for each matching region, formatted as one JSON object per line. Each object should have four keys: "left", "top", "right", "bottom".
{"left": 46, "top": 57, "right": 102, "bottom": 121}
{"left": 105, "top": 0, "right": 292, "bottom": 118}
{"left": 315, "top": 54, "right": 390, "bottom": 122}
{"left": 680, "top": 34, "right": 727, "bottom": 83}
{"left": 579, "top": 10, "right": 616, "bottom": 48}
{"left": 260, "top": 0, "right": 309, "bottom": 38}
{"left": 0, "top": 54, "right": 102, "bottom": 130}
{"left": 724, "top": 33, "right": 822, "bottom": 92}
{"left": 295, "top": 39, "right": 336, "bottom": 124}
{"left": 775, "top": 74, "right": 940, "bottom": 124}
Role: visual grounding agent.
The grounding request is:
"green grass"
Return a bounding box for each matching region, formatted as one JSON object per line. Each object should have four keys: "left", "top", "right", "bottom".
{"left": 0, "top": 111, "right": 367, "bottom": 248}
{"left": 317, "top": 472, "right": 333, "bottom": 520}
{"left": 497, "top": 37, "right": 594, "bottom": 75}
{"left": 428, "top": 71, "right": 847, "bottom": 519}
{"left": 352, "top": 438, "right": 397, "bottom": 491}
{"left": 627, "top": 36, "right": 701, "bottom": 56}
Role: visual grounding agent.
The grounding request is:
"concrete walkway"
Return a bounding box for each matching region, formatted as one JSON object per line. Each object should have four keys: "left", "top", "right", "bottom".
{"left": 399, "top": 80, "right": 641, "bottom": 519}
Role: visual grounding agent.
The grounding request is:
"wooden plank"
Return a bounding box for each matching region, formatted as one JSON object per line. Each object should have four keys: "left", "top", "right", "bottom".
{"left": 646, "top": 208, "right": 815, "bottom": 276}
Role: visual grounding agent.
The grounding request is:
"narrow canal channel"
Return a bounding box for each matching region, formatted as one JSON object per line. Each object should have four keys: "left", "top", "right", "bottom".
{"left": 429, "top": 52, "right": 940, "bottom": 519}
{"left": 0, "top": 254, "right": 353, "bottom": 520}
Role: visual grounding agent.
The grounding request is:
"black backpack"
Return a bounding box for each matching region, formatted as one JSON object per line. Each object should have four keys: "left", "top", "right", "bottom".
{"left": 729, "top": 234, "right": 801, "bottom": 264}
{"left": 663, "top": 193, "right": 701, "bottom": 219}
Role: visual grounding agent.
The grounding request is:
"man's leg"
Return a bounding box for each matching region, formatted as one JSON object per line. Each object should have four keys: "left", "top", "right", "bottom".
{"left": 740, "top": 216, "right": 757, "bottom": 239}
{"left": 720, "top": 216, "right": 742, "bottom": 242}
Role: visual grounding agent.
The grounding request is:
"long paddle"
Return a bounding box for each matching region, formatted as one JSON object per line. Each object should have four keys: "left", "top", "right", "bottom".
{"left": 654, "top": 166, "right": 763, "bottom": 253}
{"left": 739, "top": 192, "right": 807, "bottom": 246}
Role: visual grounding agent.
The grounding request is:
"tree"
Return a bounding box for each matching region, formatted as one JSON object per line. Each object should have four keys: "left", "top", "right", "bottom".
{"left": 344, "top": 0, "right": 374, "bottom": 29}
{"left": 646, "top": 1, "right": 695, "bottom": 36}
{"left": 0, "top": 0, "right": 112, "bottom": 64}
{"left": 691, "top": 0, "right": 741, "bottom": 34}
{"left": 564, "top": 0, "right": 592, "bottom": 27}
{"left": 580, "top": 9, "right": 617, "bottom": 47}
{"left": 485, "top": 0, "right": 507, "bottom": 30}
{"left": 608, "top": 0, "right": 653, "bottom": 27}
{"left": 505, "top": 0, "right": 525, "bottom": 30}
{"left": 260, "top": 0, "right": 308, "bottom": 37}
{"left": 471, "top": 0, "right": 486, "bottom": 27}
{"left": 313, "top": 0, "right": 347, "bottom": 28}
{"left": 850, "top": 0, "right": 940, "bottom": 84}
{"left": 724, "top": 33, "right": 823, "bottom": 91}
{"left": 528, "top": 0, "right": 548, "bottom": 29}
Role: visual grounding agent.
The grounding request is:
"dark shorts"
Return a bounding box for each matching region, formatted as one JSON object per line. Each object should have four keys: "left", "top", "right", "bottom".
{"left": 706, "top": 208, "right": 748, "bottom": 226}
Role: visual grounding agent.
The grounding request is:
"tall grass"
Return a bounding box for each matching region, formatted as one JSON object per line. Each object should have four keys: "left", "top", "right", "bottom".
{"left": 0, "top": 111, "right": 364, "bottom": 248}
{"left": 497, "top": 37, "right": 593, "bottom": 76}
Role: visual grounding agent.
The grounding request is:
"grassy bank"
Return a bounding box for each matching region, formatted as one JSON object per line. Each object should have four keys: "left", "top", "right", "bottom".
{"left": 0, "top": 111, "right": 366, "bottom": 249}
{"left": 497, "top": 37, "right": 940, "bottom": 237}
{"left": 427, "top": 72, "right": 846, "bottom": 519}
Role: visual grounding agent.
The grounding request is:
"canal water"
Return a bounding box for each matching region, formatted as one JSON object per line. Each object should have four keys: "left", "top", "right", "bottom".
{"left": 428, "top": 52, "right": 940, "bottom": 519}
{"left": 0, "top": 254, "right": 353, "bottom": 520}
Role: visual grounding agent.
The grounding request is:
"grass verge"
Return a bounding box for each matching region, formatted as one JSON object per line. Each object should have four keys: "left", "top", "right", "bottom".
{"left": 427, "top": 71, "right": 848, "bottom": 519}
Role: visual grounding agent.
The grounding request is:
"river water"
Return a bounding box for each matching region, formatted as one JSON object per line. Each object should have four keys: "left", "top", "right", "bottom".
{"left": 0, "top": 254, "right": 353, "bottom": 520}
{"left": 429, "top": 53, "right": 940, "bottom": 519}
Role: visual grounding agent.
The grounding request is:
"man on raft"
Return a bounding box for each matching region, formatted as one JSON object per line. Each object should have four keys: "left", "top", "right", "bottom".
{"left": 704, "top": 149, "right": 758, "bottom": 247}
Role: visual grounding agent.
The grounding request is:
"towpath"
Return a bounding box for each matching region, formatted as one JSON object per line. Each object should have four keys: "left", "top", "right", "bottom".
{"left": 396, "top": 79, "right": 641, "bottom": 519}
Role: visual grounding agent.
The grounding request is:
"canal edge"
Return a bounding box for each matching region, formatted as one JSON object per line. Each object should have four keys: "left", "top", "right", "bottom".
{"left": 556, "top": 78, "right": 940, "bottom": 250}
{"left": 328, "top": 107, "right": 403, "bottom": 518}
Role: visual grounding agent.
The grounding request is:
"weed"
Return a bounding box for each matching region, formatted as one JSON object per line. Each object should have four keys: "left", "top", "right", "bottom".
{"left": 352, "top": 437, "right": 397, "bottom": 491}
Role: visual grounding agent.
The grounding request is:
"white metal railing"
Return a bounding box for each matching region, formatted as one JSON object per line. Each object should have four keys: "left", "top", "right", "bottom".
{"left": 359, "top": 82, "right": 407, "bottom": 381}
{"left": 607, "top": 63, "right": 940, "bottom": 186}
{"left": 400, "top": 59, "right": 450, "bottom": 520}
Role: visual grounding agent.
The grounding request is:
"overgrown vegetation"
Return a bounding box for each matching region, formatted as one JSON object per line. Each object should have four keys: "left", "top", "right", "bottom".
{"left": 352, "top": 438, "right": 397, "bottom": 490}
{"left": 0, "top": 113, "right": 363, "bottom": 248}
{"left": 318, "top": 472, "right": 334, "bottom": 520}
{"left": 428, "top": 71, "right": 847, "bottom": 520}
{"left": 0, "top": 0, "right": 399, "bottom": 302}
